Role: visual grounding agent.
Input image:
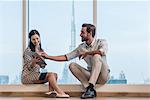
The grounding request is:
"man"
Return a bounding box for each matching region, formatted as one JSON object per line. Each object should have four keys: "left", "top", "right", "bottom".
{"left": 41, "top": 23, "right": 110, "bottom": 99}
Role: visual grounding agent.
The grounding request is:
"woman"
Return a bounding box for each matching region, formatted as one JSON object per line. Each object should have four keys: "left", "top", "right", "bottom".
{"left": 21, "top": 30, "right": 69, "bottom": 98}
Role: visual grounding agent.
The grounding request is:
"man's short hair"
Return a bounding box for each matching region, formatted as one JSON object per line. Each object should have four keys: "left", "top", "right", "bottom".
{"left": 82, "top": 23, "right": 96, "bottom": 38}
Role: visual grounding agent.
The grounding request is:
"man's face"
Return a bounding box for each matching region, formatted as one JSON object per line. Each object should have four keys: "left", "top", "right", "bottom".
{"left": 80, "top": 27, "right": 89, "bottom": 42}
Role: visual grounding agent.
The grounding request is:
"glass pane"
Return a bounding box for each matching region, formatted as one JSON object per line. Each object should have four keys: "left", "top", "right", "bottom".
{"left": 28, "top": 0, "right": 93, "bottom": 84}
{"left": 97, "top": 0, "right": 150, "bottom": 84}
{"left": 0, "top": 1, "right": 22, "bottom": 84}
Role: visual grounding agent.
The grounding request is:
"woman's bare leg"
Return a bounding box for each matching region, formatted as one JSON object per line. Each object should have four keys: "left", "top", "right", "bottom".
{"left": 45, "top": 72, "right": 64, "bottom": 94}
{"left": 47, "top": 73, "right": 58, "bottom": 91}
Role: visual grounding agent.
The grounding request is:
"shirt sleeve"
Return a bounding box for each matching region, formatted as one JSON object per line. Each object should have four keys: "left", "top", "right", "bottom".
{"left": 65, "top": 47, "right": 80, "bottom": 61}
{"left": 98, "top": 39, "right": 108, "bottom": 56}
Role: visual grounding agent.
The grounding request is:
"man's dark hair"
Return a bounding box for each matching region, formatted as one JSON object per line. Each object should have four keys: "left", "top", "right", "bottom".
{"left": 28, "top": 30, "right": 43, "bottom": 52}
{"left": 82, "top": 23, "right": 96, "bottom": 38}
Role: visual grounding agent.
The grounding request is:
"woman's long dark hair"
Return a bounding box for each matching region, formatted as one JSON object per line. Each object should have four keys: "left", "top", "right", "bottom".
{"left": 28, "top": 30, "right": 43, "bottom": 52}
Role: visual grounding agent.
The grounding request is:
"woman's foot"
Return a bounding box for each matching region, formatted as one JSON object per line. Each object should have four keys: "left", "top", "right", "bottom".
{"left": 45, "top": 91, "right": 69, "bottom": 98}
{"left": 45, "top": 91, "right": 57, "bottom": 97}
{"left": 55, "top": 92, "right": 70, "bottom": 98}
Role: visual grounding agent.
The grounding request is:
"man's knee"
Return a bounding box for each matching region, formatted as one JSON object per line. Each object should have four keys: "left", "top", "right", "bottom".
{"left": 93, "top": 54, "right": 102, "bottom": 60}
{"left": 92, "top": 54, "right": 103, "bottom": 66}
{"left": 69, "top": 62, "right": 77, "bottom": 71}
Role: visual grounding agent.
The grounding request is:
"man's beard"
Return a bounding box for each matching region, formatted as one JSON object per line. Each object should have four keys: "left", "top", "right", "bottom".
{"left": 81, "top": 37, "right": 88, "bottom": 42}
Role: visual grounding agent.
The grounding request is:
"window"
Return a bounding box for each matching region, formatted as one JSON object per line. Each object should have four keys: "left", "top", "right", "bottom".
{"left": 97, "top": 0, "right": 150, "bottom": 84}
{"left": 0, "top": 0, "right": 22, "bottom": 84}
{"left": 1, "top": 0, "right": 149, "bottom": 85}
{"left": 28, "top": 0, "right": 93, "bottom": 84}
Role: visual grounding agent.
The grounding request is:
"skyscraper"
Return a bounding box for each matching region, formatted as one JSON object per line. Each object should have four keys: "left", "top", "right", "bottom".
{"left": 70, "top": 0, "right": 76, "bottom": 51}
{"left": 59, "top": 0, "right": 79, "bottom": 84}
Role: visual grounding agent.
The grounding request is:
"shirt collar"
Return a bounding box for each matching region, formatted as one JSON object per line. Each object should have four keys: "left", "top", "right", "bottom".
{"left": 85, "top": 38, "right": 96, "bottom": 48}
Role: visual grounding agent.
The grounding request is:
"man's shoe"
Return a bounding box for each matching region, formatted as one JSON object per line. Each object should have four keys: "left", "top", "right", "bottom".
{"left": 81, "top": 87, "right": 97, "bottom": 99}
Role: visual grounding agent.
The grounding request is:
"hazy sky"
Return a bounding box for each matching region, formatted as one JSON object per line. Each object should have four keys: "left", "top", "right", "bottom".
{"left": 0, "top": 0, "right": 149, "bottom": 84}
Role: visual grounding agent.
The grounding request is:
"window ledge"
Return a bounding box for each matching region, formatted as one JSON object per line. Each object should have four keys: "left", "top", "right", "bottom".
{"left": 0, "top": 84, "right": 150, "bottom": 97}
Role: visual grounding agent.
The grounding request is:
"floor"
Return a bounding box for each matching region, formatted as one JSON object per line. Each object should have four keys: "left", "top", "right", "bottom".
{"left": 0, "top": 97, "right": 149, "bottom": 100}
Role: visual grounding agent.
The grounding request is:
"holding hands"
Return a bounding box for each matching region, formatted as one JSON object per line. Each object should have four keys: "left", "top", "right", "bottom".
{"left": 41, "top": 52, "right": 49, "bottom": 59}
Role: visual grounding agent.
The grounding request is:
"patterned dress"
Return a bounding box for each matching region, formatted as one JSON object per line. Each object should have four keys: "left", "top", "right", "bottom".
{"left": 21, "top": 47, "right": 42, "bottom": 84}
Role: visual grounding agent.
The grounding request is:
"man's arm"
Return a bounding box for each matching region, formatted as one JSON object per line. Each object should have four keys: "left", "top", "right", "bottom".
{"left": 87, "top": 50, "right": 102, "bottom": 56}
{"left": 46, "top": 55, "right": 68, "bottom": 61}
{"left": 41, "top": 52, "right": 68, "bottom": 61}
{"left": 79, "top": 50, "right": 102, "bottom": 59}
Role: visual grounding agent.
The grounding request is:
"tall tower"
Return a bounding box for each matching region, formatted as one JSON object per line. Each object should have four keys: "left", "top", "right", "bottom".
{"left": 70, "top": 0, "right": 76, "bottom": 51}
{"left": 61, "top": 0, "right": 79, "bottom": 84}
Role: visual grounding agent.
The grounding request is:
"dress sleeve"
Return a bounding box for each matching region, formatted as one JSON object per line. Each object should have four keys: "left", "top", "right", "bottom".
{"left": 23, "top": 48, "right": 33, "bottom": 68}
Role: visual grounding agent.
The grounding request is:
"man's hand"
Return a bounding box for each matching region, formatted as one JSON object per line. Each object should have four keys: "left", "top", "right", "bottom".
{"left": 41, "top": 52, "right": 49, "bottom": 59}
{"left": 79, "top": 52, "right": 89, "bottom": 59}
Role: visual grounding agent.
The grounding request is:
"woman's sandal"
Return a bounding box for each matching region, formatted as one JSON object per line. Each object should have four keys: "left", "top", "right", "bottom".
{"left": 45, "top": 91, "right": 70, "bottom": 98}
{"left": 45, "top": 91, "right": 57, "bottom": 97}
{"left": 56, "top": 92, "right": 70, "bottom": 98}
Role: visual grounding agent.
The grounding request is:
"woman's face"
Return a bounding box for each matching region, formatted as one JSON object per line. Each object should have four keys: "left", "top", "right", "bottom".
{"left": 31, "top": 34, "right": 41, "bottom": 46}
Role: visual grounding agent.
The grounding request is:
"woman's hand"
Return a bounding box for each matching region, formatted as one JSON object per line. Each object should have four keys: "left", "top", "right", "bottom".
{"left": 32, "top": 55, "right": 42, "bottom": 63}
{"left": 30, "top": 55, "right": 42, "bottom": 67}
{"left": 41, "top": 52, "right": 49, "bottom": 59}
